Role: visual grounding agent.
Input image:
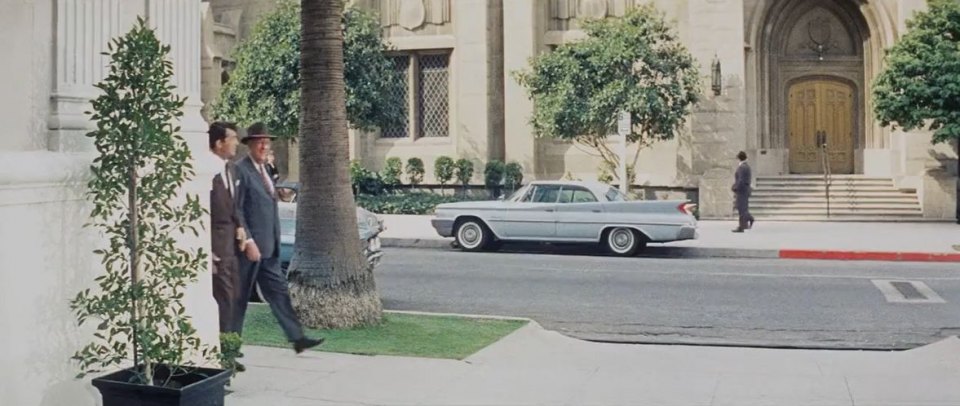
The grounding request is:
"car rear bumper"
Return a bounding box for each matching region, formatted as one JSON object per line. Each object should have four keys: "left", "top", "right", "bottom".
{"left": 431, "top": 219, "right": 455, "bottom": 237}
{"left": 679, "top": 225, "right": 698, "bottom": 240}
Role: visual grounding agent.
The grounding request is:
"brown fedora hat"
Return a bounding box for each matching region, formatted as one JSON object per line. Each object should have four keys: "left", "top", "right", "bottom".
{"left": 241, "top": 122, "right": 277, "bottom": 144}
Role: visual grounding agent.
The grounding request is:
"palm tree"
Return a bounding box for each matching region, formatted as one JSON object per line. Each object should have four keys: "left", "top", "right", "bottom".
{"left": 289, "top": 0, "right": 382, "bottom": 328}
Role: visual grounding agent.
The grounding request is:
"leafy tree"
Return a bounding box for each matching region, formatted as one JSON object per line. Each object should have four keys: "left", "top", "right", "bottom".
{"left": 484, "top": 160, "right": 506, "bottom": 198}
{"left": 434, "top": 156, "right": 456, "bottom": 192}
{"left": 514, "top": 5, "right": 700, "bottom": 183}
{"left": 454, "top": 158, "right": 475, "bottom": 195}
{"left": 291, "top": 0, "right": 383, "bottom": 328}
{"left": 504, "top": 161, "right": 524, "bottom": 193}
{"left": 381, "top": 157, "right": 404, "bottom": 189}
{"left": 70, "top": 19, "right": 213, "bottom": 384}
{"left": 873, "top": 0, "right": 960, "bottom": 222}
{"left": 406, "top": 157, "right": 425, "bottom": 186}
{"left": 213, "top": 0, "right": 404, "bottom": 138}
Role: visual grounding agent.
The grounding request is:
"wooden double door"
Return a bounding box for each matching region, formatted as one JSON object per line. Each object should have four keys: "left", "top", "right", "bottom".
{"left": 787, "top": 79, "right": 856, "bottom": 174}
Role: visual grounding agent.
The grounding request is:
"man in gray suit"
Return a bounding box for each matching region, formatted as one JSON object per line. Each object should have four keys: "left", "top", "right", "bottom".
{"left": 731, "top": 151, "right": 755, "bottom": 232}
{"left": 234, "top": 122, "right": 323, "bottom": 353}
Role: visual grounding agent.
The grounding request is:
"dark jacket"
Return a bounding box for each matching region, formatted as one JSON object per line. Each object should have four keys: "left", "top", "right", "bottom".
{"left": 210, "top": 166, "right": 242, "bottom": 260}
{"left": 733, "top": 162, "right": 752, "bottom": 197}
{"left": 235, "top": 156, "right": 281, "bottom": 259}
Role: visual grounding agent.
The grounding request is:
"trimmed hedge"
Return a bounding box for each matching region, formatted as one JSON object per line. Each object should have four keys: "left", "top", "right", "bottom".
{"left": 356, "top": 192, "right": 483, "bottom": 215}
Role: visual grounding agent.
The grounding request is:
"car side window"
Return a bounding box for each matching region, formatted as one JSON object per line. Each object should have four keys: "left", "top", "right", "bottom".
{"left": 519, "top": 186, "right": 537, "bottom": 202}
{"left": 559, "top": 187, "right": 598, "bottom": 203}
{"left": 532, "top": 185, "right": 561, "bottom": 203}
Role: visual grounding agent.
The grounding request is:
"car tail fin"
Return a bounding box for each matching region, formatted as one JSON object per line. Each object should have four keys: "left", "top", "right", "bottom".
{"left": 677, "top": 202, "right": 696, "bottom": 215}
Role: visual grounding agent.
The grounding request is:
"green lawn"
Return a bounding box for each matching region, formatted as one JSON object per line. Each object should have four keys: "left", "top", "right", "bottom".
{"left": 242, "top": 304, "right": 527, "bottom": 360}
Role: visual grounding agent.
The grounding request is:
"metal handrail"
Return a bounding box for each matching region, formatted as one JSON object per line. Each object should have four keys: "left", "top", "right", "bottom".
{"left": 818, "top": 130, "right": 832, "bottom": 218}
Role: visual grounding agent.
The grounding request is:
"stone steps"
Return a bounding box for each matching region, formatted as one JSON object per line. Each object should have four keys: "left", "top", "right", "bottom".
{"left": 750, "top": 175, "right": 922, "bottom": 221}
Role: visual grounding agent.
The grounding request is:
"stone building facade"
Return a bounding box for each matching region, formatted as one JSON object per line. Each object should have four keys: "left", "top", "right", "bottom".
{"left": 0, "top": 1, "right": 217, "bottom": 404}
{"left": 201, "top": 0, "right": 957, "bottom": 219}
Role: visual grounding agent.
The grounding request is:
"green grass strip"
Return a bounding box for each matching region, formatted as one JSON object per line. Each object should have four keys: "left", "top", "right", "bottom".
{"left": 242, "top": 304, "right": 527, "bottom": 360}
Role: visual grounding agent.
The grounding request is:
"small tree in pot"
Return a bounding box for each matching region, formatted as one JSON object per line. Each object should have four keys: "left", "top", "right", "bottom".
{"left": 70, "top": 19, "right": 227, "bottom": 404}
{"left": 484, "top": 160, "right": 506, "bottom": 199}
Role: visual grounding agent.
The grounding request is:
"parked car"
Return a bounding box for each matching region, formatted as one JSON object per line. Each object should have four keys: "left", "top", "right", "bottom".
{"left": 431, "top": 180, "right": 697, "bottom": 256}
{"left": 251, "top": 182, "right": 384, "bottom": 302}
{"left": 276, "top": 182, "right": 384, "bottom": 270}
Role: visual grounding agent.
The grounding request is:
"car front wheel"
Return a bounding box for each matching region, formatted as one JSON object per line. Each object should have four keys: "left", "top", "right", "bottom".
{"left": 605, "top": 227, "right": 644, "bottom": 256}
{"left": 455, "top": 219, "right": 490, "bottom": 252}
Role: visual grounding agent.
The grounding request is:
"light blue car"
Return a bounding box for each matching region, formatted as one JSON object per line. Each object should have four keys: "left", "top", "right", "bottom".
{"left": 431, "top": 180, "right": 697, "bottom": 256}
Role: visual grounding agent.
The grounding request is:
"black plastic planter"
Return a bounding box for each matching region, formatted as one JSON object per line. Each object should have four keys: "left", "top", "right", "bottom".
{"left": 91, "top": 364, "right": 231, "bottom": 406}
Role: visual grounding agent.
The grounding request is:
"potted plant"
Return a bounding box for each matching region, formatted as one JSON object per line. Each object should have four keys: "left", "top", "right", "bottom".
{"left": 69, "top": 18, "right": 229, "bottom": 406}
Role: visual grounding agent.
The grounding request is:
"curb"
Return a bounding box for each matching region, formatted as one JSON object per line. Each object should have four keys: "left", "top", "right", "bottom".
{"left": 779, "top": 250, "right": 960, "bottom": 263}
{"left": 381, "top": 238, "right": 960, "bottom": 263}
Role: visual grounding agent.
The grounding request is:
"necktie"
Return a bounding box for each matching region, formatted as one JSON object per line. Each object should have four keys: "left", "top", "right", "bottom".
{"left": 224, "top": 162, "right": 233, "bottom": 197}
{"left": 258, "top": 163, "right": 276, "bottom": 198}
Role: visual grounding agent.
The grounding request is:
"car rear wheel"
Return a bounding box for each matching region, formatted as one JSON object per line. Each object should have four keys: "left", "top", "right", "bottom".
{"left": 605, "top": 227, "right": 644, "bottom": 256}
{"left": 455, "top": 219, "right": 490, "bottom": 252}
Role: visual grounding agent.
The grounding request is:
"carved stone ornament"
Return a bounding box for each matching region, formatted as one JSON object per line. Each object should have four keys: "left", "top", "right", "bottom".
{"left": 398, "top": 0, "right": 426, "bottom": 30}
{"left": 579, "top": 0, "right": 608, "bottom": 19}
{"left": 805, "top": 16, "right": 838, "bottom": 60}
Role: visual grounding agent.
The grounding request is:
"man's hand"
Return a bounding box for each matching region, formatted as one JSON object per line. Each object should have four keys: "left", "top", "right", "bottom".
{"left": 244, "top": 240, "right": 261, "bottom": 262}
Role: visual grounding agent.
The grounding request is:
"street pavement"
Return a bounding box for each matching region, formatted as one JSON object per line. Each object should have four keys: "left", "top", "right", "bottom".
{"left": 378, "top": 214, "right": 960, "bottom": 261}
{"left": 227, "top": 320, "right": 960, "bottom": 405}
{"left": 376, "top": 248, "right": 960, "bottom": 349}
{"left": 223, "top": 217, "right": 960, "bottom": 404}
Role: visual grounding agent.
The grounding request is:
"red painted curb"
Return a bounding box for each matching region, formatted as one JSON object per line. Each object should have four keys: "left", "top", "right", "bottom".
{"left": 779, "top": 250, "right": 960, "bottom": 262}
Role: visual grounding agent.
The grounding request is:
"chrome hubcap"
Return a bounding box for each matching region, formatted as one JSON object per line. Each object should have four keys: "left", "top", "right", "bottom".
{"left": 459, "top": 223, "right": 482, "bottom": 248}
{"left": 610, "top": 229, "right": 634, "bottom": 252}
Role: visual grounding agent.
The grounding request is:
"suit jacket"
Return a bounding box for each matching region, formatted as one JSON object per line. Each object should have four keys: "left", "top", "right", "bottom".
{"left": 235, "top": 156, "right": 281, "bottom": 259}
{"left": 210, "top": 167, "right": 242, "bottom": 260}
{"left": 733, "top": 162, "right": 752, "bottom": 197}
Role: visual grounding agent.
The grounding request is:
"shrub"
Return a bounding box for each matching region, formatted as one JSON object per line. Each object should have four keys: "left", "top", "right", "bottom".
{"left": 434, "top": 156, "right": 455, "bottom": 191}
{"left": 504, "top": 161, "right": 524, "bottom": 192}
{"left": 484, "top": 160, "right": 505, "bottom": 198}
{"left": 381, "top": 157, "right": 403, "bottom": 188}
{"left": 350, "top": 159, "right": 383, "bottom": 195}
{"left": 454, "top": 158, "right": 474, "bottom": 193}
{"left": 405, "top": 157, "right": 425, "bottom": 186}
{"left": 356, "top": 192, "right": 469, "bottom": 215}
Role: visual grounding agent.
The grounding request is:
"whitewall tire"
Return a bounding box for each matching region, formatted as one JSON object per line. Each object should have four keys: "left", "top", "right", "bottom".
{"left": 605, "top": 227, "right": 644, "bottom": 256}
{"left": 455, "top": 220, "right": 489, "bottom": 252}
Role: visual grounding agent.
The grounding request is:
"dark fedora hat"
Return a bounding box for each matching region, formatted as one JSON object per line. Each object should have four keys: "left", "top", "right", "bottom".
{"left": 241, "top": 122, "right": 276, "bottom": 144}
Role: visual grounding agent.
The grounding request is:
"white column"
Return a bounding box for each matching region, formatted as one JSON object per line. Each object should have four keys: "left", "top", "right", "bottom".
{"left": 48, "top": 0, "right": 124, "bottom": 152}
{"left": 146, "top": 0, "right": 218, "bottom": 345}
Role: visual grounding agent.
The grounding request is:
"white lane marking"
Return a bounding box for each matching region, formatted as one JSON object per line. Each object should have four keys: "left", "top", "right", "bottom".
{"left": 871, "top": 279, "right": 946, "bottom": 304}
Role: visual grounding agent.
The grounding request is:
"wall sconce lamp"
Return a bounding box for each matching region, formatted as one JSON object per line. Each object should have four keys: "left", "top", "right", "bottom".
{"left": 711, "top": 54, "right": 722, "bottom": 96}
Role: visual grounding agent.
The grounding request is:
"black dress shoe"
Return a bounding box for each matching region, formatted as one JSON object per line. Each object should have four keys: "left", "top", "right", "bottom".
{"left": 748, "top": 219, "right": 755, "bottom": 229}
{"left": 731, "top": 228, "right": 744, "bottom": 233}
{"left": 293, "top": 337, "right": 325, "bottom": 354}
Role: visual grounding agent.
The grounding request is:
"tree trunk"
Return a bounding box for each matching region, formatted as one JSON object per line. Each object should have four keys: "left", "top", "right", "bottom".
{"left": 291, "top": 0, "right": 382, "bottom": 328}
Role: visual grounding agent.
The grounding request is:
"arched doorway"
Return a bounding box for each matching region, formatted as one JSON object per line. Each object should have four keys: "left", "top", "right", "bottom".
{"left": 751, "top": 0, "right": 876, "bottom": 175}
{"left": 787, "top": 78, "right": 855, "bottom": 174}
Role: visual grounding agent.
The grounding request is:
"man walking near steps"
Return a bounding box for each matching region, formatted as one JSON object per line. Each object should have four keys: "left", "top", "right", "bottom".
{"left": 732, "top": 150, "right": 755, "bottom": 233}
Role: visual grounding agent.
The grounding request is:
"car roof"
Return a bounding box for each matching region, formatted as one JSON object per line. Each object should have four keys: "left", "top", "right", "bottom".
{"left": 528, "top": 180, "right": 613, "bottom": 197}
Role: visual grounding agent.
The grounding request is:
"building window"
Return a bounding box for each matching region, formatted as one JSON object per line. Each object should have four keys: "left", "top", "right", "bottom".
{"left": 381, "top": 51, "right": 451, "bottom": 139}
{"left": 381, "top": 55, "right": 411, "bottom": 138}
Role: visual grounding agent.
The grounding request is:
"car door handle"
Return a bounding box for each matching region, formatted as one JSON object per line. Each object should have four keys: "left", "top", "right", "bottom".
{"left": 591, "top": 209, "right": 601, "bottom": 213}
{"left": 544, "top": 209, "right": 554, "bottom": 212}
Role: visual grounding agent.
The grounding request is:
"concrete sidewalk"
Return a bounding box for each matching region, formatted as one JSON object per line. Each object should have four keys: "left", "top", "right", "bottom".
{"left": 227, "top": 319, "right": 960, "bottom": 405}
{"left": 378, "top": 215, "right": 960, "bottom": 262}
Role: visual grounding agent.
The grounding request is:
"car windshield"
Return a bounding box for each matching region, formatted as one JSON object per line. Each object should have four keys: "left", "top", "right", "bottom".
{"left": 604, "top": 187, "right": 627, "bottom": 202}
{"left": 505, "top": 184, "right": 531, "bottom": 202}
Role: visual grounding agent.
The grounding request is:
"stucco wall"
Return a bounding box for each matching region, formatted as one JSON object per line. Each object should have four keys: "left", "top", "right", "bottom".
{"left": 0, "top": 1, "right": 218, "bottom": 405}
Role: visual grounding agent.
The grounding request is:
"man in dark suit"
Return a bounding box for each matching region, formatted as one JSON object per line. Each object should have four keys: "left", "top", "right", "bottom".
{"left": 208, "top": 122, "right": 244, "bottom": 333}
{"left": 731, "top": 150, "right": 755, "bottom": 232}
{"left": 234, "top": 122, "right": 323, "bottom": 353}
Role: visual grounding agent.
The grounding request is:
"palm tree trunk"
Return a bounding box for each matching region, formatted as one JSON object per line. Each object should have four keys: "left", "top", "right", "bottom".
{"left": 290, "top": 0, "right": 382, "bottom": 328}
